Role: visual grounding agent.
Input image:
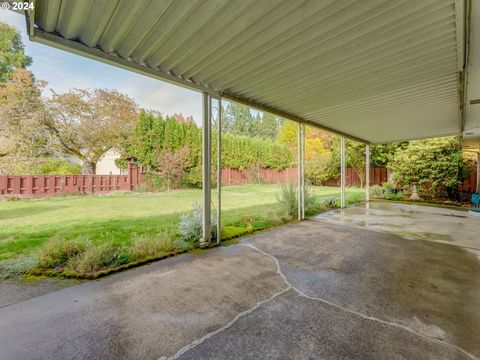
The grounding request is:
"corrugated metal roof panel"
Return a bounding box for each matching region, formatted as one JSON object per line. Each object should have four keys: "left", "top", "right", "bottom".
{"left": 31, "top": 0, "right": 465, "bottom": 143}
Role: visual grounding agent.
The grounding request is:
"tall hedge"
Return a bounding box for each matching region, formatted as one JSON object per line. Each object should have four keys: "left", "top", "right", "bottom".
{"left": 127, "top": 111, "right": 292, "bottom": 171}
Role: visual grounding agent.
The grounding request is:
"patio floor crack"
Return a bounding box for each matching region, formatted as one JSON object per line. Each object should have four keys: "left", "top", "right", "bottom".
{"left": 242, "top": 242, "right": 479, "bottom": 360}
{"left": 166, "top": 242, "right": 478, "bottom": 360}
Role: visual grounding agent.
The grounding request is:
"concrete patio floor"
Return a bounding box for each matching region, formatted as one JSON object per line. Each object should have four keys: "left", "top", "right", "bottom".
{"left": 0, "top": 202, "right": 479, "bottom": 360}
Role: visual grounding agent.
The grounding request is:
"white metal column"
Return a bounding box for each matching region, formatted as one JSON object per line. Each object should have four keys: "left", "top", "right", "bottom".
{"left": 365, "top": 144, "right": 370, "bottom": 202}
{"left": 216, "top": 96, "right": 222, "bottom": 244}
{"left": 477, "top": 152, "right": 480, "bottom": 194}
{"left": 340, "top": 137, "right": 346, "bottom": 208}
{"left": 297, "top": 123, "right": 305, "bottom": 220}
{"left": 201, "top": 92, "right": 212, "bottom": 246}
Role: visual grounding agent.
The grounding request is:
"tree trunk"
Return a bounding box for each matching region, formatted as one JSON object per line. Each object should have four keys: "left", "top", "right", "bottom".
{"left": 82, "top": 161, "right": 96, "bottom": 175}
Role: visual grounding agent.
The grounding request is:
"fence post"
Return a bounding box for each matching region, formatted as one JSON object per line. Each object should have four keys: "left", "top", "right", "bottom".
{"left": 128, "top": 162, "right": 139, "bottom": 191}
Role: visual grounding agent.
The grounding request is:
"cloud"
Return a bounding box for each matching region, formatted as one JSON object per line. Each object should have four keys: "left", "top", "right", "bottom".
{"left": 0, "top": 10, "right": 202, "bottom": 124}
{"left": 117, "top": 75, "right": 202, "bottom": 124}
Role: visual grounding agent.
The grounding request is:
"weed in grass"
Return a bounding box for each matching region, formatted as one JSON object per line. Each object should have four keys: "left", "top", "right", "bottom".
{"left": 5, "top": 196, "right": 21, "bottom": 202}
{"left": 38, "top": 237, "right": 88, "bottom": 269}
{"left": 130, "top": 233, "right": 178, "bottom": 260}
{"left": 0, "top": 257, "right": 38, "bottom": 280}
{"left": 68, "top": 243, "right": 131, "bottom": 274}
{"left": 322, "top": 196, "right": 338, "bottom": 209}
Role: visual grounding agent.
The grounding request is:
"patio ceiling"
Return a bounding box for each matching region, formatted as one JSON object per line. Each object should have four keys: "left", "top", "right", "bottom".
{"left": 23, "top": 0, "right": 474, "bottom": 144}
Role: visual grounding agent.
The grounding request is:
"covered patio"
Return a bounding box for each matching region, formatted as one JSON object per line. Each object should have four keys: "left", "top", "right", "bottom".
{"left": 2, "top": 0, "right": 480, "bottom": 359}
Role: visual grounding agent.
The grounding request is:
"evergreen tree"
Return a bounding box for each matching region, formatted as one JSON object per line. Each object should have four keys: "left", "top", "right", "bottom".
{"left": 258, "top": 112, "right": 279, "bottom": 140}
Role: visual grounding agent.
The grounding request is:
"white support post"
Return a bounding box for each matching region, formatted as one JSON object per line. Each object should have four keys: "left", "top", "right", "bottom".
{"left": 366, "top": 144, "right": 370, "bottom": 202}
{"left": 297, "top": 123, "right": 305, "bottom": 220}
{"left": 340, "top": 136, "right": 346, "bottom": 208}
{"left": 201, "top": 92, "right": 212, "bottom": 246}
{"left": 301, "top": 124, "right": 305, "bottom": 219}
{"left": 216, "top": 96, "right": 222, "bottom": 244}
{"left": 477, "top": 152, "right": 480, "bottom": 194}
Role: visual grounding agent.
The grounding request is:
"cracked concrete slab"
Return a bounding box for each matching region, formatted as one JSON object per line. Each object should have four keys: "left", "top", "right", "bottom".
{"left": 176, "top": 289, "right": 474, "bottom": 360}
{"left": 0, "top": 202, "right": 479, "bottom": 360}
{"left": 244, "top": 220, "right": 480, "bottom": 358}
{"left": 0, "top": 245, "right": 285, "bottom": 360}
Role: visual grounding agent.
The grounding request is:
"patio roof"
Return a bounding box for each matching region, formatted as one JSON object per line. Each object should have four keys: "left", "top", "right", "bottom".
{"left": 21, "top": 0, "right": 477, "bottom": 144}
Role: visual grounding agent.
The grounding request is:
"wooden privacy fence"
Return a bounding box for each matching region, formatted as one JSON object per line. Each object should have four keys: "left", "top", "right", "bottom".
{"left": 459, "top": 167, "right": 478, "bottom": 193}
{"left": 0, "top": 166, "right": 388, "bottom": 198}
{"left": 324, "top": 168, "right": 389, "bottom": 187}
{"left": 0, "top": 174, "right": 131, "bottom": 197}
{"left": 2, "top": 165, "right": 476, "bottom": 198}
{"left": 221, "top": 167, "right": 298, "bottom": 185}
{"left": 221, "top": 167, "right": 388, "bottom": 186}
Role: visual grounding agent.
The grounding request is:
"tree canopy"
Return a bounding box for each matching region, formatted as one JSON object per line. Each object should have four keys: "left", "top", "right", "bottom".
{"left": 44, "top": 88, "right": 138, "bottom": 174}
{"left": 389, "top": 136, "right": 471, "bottom": 198}
{"left": 0, "top": 22, "right": 32, "bottom": 83}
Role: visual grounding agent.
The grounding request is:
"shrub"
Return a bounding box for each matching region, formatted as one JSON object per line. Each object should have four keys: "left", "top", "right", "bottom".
{"left": 144, "top": 172, "right": 166, "bottom": 192}
{"left": 130, "top": 233, "right": 178, "bottom": 259}
{"left": 10, "top": 158, "right": 82, "bottom": 175}
{"left": 178, "top": 201, "right": 217, "bottom": 243}
{"left": 370, "top": 185, "right": 384, "bottom": 198}
{"left": 183, "top": 165, "right": 202, "bottom": 188}
{"left": 305, "top": 154, "right": 336, "bottom": 185}
{"left": 385, "top": 192, "right": 405, "bottom": 201}
{"left": 382, "top": 182, "right": 395, "bottom": 191}
{"left": 38, "top": 237, "right": 87, "bottom": 268}
{"left": 36, "top": 159, "right": 82, "bottom": 175}
{"left": 389, "top": 136, "right": 471, "bottom": 200}
{"left": 276, "top": 183, "right": 317, "bottom": 217}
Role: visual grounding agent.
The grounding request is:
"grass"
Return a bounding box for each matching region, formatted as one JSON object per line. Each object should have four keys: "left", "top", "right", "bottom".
{"left": 0, "top": 184, "right": 365, "bottom": 279}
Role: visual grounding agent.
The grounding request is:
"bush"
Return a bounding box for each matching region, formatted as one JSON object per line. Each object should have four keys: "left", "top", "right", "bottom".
{"left": 276, "top": 183, "right": 317, "bottom": 217}
{"left": 382, "top": 182, "right": 395, "bottom": 191}
{"left": 130, "top": 233, "right": 178, "bottom": 259}
{"left": 389, "top": 136, "right": 471, "bottom": 200}
{"left": 38, "top": 237, "right": 87, "bottom": 268}
{"left": 384, "top": 192, "right": 405, "bottom": 201}
{"left": 37, "top": 159, "right": 82, "bottom": 175}
{"left": 144, "top": 173, "right": 166, "bottom": 192}
{"left": 305, "top": 154, "right": 336, "bottom": 185}
{"left": 370, "top": 185, "right": 383, "bottom": 198}
{"left": 178, "top": 201, "right": 217, "bottom": 243}
{"left": 183, "top": 165, "right": 203, "bottom": 188}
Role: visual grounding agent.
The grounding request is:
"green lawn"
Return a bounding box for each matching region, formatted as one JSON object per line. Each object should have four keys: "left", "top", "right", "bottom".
{"left": 0, "top": 185, "right": 364, "bottom": 277}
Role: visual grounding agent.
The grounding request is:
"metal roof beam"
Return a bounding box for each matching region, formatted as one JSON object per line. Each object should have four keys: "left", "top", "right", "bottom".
{"left": 30, "top": 27, "right": 369, "bottom": 144}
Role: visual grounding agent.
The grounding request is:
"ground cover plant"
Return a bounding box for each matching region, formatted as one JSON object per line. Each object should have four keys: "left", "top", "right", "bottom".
{"left": 0, "top": 185, "right": 364, "bottom": 279}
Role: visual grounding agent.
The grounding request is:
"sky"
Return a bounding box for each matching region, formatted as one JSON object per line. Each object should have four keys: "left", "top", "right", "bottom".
{"left": 0, "top": 9, "right": 203, "bottom": 123}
